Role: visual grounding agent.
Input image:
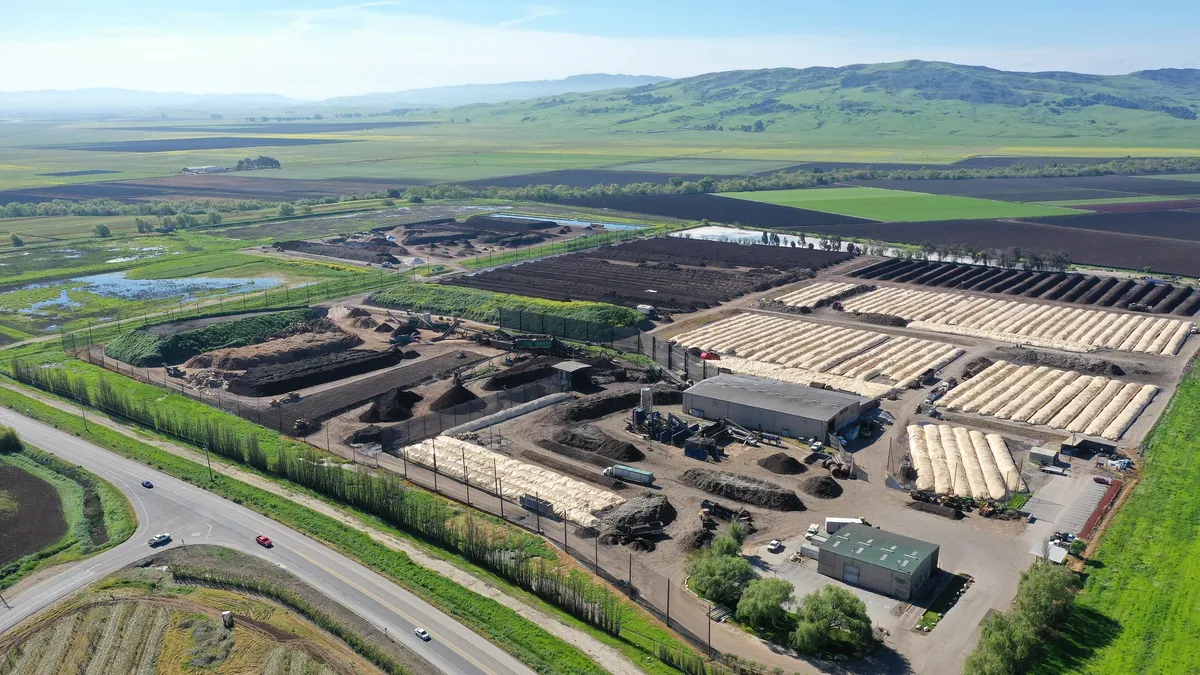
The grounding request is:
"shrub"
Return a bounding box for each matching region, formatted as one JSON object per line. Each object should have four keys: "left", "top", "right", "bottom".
{"left": 736, "top": 578, "right": 795, "bottom": 631}
{"left": 0, "top": 425, "right": 20, "bottom": 453}
{"left": 686, "top": 551, "right": 753, "bottom": 608}
{"left": 368, "top": 283, "right": 642, "bottom": 327}
{"left": 791, "top": 586, "right": 873, "bottom": 655}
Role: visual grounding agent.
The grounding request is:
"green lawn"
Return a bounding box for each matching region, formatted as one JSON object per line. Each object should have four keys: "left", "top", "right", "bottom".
{"left": 718, "top": 186, "right": 1084, "bottom": 221}
{"left": 1034, "top": 364, "right": 1200, "bottom": 674}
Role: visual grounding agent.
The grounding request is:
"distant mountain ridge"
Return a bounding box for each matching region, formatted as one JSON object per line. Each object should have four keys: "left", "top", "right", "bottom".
{"left": 0, "top": 74, "right": 668, "bottom": 114}
{"left": 318, "top": 74, "right": 669, "bottom": 108}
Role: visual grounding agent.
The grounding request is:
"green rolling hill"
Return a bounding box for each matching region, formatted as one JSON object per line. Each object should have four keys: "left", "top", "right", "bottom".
{"left": 437, "top": 60, "right": 1200, "bottom": 149}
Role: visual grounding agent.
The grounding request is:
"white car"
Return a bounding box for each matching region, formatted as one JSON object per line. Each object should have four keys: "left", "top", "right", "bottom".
{"left": 147, "top": 533, "right": 172, "bottom": 547}
{"left": 810, "top": 441, "right": 824, "bottom": 451}
{"left": 806, "top": 523, "right": 820, "bottom": 540}
{"left": 414, "top": 627, "right": 431, "bottom": 641}
{"left": 766, "top": 540, "right": 783, "bottom": 553}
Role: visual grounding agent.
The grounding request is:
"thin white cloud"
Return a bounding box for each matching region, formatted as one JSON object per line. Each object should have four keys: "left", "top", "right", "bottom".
{"left": 497, "top": 5, "right": 566, "bottom": 29}
{"left": 288, "top": 1, "right": 401, "bottom": 29}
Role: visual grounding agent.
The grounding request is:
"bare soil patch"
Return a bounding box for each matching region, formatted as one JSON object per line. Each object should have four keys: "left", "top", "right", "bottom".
{"left": 0, "top": 463, "right": 67, "bottom": 566}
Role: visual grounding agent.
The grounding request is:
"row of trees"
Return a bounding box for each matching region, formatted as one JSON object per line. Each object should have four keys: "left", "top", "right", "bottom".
{"left": 904, "top": 243, "right": 1072, "bottom": 271}
{"left": 8, "top": 359, "right": 626, "bottom": 639}
{"left": 1, "top": 197, "right": 282, "bottom": 220}
{"left": 685, "top": 524, "right": 875, "bottom": 657}
{"left": 233, "top": 156, "right": 282, "bottom": 171}
{"left": 403, "top": 156, "right": 1200, "bottom": 203}
{"left": 964, "top": 561, "right": 1078, "bottom": 674}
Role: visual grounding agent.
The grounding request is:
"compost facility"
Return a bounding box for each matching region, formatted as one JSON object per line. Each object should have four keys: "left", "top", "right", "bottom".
{"left": 683, "top": 374, "right": 875, "bottom": 440}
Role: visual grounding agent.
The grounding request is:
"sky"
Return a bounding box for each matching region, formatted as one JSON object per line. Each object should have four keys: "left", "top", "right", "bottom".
{"left": 1, "top": 0, "right": 1197, "bottom": 99}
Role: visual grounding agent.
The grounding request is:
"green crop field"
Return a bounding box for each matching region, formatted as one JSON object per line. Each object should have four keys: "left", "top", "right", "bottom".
{"left": 719, "top": 186, "right": 1084, "bottom": 221}
{"left": 1034, "top": 366, "right": 1200, "bottom": 675}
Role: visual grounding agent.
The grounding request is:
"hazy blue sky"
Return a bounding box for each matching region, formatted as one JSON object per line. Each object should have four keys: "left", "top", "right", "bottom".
{"left": 2, "top": 0, "right": 1196, "bottom": 98}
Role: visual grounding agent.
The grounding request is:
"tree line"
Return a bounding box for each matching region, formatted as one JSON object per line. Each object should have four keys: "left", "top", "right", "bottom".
{"left": 964, "top": 560, "right": 1078, "bottom": 674}
{"left": 403, "top": 156, "right": 1200, "bottom": 203}
{"left": 899, "top": 243, "right": 1072, "bottom": 271}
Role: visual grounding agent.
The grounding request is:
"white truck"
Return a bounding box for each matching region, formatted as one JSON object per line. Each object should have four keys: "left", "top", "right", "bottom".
{"left": 824, "top": 517, "right": 863, "bottom": 535}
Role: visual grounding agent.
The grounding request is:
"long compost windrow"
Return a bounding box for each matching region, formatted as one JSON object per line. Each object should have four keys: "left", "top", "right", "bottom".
{"left": 937, "top": 360, "right": 1158, "bottom": 440}
{"left": 906, "top": 424, "right": 1025, "bottom": 499}
{"left": 672, "top": 313, "right": 962, "bottom": 397}
{"left": 841, "top": 287, "right": 1194, "bottom": 355}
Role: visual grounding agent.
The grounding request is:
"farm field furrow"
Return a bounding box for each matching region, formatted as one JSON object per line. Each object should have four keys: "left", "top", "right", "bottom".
{"left": 672, "top": 313, "right": 962, "bottom": 397}
{"left": 795, "top": 218, "right": 1200, "bottom": 277}
{"left": 1027, "top": 209, "right": 1200, "bottom": 240}
{"left": 841, "top": 287, "right": 1194, "bottom": 355}
{"left": 446, "top": 237, "right": 851, "bottom": 313}
{"left": 937, "top": 360, "right": 1158, "bottom": 440}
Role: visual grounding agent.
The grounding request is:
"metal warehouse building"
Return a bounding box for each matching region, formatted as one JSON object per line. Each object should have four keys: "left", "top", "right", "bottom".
{"left": 816, "top": 524, "right": 939, "bottom": 601}
{"left": 682, "top": 374, "right": 875, "bottom": 440}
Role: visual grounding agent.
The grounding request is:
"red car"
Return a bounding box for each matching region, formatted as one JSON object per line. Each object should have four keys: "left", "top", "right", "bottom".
{"left": 255, "top": 535, "right": 273, "bottom": 548}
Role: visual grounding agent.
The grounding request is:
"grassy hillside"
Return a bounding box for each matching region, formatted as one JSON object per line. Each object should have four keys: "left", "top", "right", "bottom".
{"left": 446, "top": 61, "right": 1200, "bottom": 148}
{"left": 720, "top": 186, "right": 1085, "bottom": 222}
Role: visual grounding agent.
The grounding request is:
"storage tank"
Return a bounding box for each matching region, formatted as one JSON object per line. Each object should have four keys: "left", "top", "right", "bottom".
{"left": 640, "top": 387, "right": 653, "bottom": 411}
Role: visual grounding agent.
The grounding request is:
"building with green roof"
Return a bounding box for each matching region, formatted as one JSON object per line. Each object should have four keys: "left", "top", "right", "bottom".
{"left": 816, "top": 523, "right": 940, "bottom": 600}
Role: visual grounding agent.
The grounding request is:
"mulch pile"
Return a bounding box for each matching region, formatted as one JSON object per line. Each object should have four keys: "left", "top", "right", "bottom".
{"left": 554, "top": 385, "right": 682, "bottom": 423}
{"left": 908, "top": 502, "right": 963, "bottom": 520}
{"left": 800, "top": 475, "right": 843, "bottom": 499}
{"left": 374, "top": 322, "right": 395, "bottom": 333}
{"left": 347, "top": 425, "right": 383, "bottom": 445}
{"left": 677, "top": 528, "right": 714, "bottom": 552}
{"left": 359, "top": 388, "right": 423, "bottom": 422}
{"left": 961, "top": 357, "right": 995, "bottom": 380}
{"left": 757, "top": 452, "right": 806, "bottom": 475}
{"left": 429, "top": 383, "right": 482, "bottom": 412}
{"left": 553, "top": 425, "right": 644, "bottom": 461}
{"left": 597, "top": 492, "right": 676, "bottom": 529}
{"left": 350, "top": 316, "right": 379, "bottom": 329}
{"left": 678, "top": 469, "right": 804, "bottom": 511}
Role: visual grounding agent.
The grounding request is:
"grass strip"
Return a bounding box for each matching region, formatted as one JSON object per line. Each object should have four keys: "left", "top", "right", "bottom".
{"left": 1033, "top": 365, "right": 1200, "bottom": 674}
{"left": 0, "top": 386, "right": 608, "bottom": 675}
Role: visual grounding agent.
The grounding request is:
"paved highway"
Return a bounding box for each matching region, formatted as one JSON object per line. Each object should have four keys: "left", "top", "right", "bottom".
{"left": 0, "top": 408, "right": 535, "bottom": 675}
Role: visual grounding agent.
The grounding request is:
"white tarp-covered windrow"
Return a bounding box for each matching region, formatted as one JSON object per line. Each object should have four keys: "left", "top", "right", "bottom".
{"left": 774, "top": 282, "right": 859, "bottom": 308}
{"left": 401, "top": 436, "right": 623, "bottom": 527}
{"left": 937, "top": 360, "right": 1159, "bottom": 441}
{"left": 672, "top": 313, "right": 962, "bottom": 396}
{"left": 921, "top": 424, "right": 953, "bottom": 495}
{"left": 841, "top": 287, "right": 1194, "bottom": 356}
{"left": 906, "top": 425, "right": 935, "bottom": 491}
{"left": 908, "top": 424, "right": 1022, "bottom": 499}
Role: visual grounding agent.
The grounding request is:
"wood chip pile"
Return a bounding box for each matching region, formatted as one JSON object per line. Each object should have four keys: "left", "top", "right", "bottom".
{"left": 906, "top": 424, "right": 1024, "bottom": 499}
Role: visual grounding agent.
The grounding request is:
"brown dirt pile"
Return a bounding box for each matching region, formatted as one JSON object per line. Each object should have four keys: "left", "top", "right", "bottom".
{"left": 351, "top": 316, "right": 380, "bottom": 329}
{"left": 677, "top": 528, "right": 714, "bottom": 552}
{"left": 597, "top": 492, "right": 676, "bottom": 529}
{"left": 800, "top": 475, "right": 843, "bottom": 499}
{"left": 678, "top": 469, "right": 804, "bottom": 511}
{"left": 347, "top": 425, "right": 384, "bottom": 445}
{"left": 359, "top": 388, "right": 423, "bottom": 422}
{"left": 554, "top": 386, "right": 682, "bottom": 423}
{"left": 757, "top": 453, "right": 806, "bottom": 475}
{"left": 184, "top": 331, "right": 360, "bottom": 370}
{"left": 429, "top": 383, "right": 482, "bottom": 412}
{"left": 553, "top": 425, "right": 644, "bottom": 461}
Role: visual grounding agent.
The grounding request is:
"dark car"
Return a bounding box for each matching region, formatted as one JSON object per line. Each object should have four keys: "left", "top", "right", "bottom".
{"left": 141, "top": 480, "right": 154, "bottom": 489}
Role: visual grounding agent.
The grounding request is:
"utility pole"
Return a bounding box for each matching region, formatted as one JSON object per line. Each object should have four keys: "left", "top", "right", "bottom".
{"left": 203, "top": 445, "right": 214, "bottom": 482}
{"left": 0, "top": 591, "right": 9, "bottom": 609}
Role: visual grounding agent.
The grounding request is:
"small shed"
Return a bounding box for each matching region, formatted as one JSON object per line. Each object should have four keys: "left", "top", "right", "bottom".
{"left": 554, "top": 360, "right": 592, "bottom": 390}
{"left": 1030, "top": 445, "right": 1059, "bottom": 466}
